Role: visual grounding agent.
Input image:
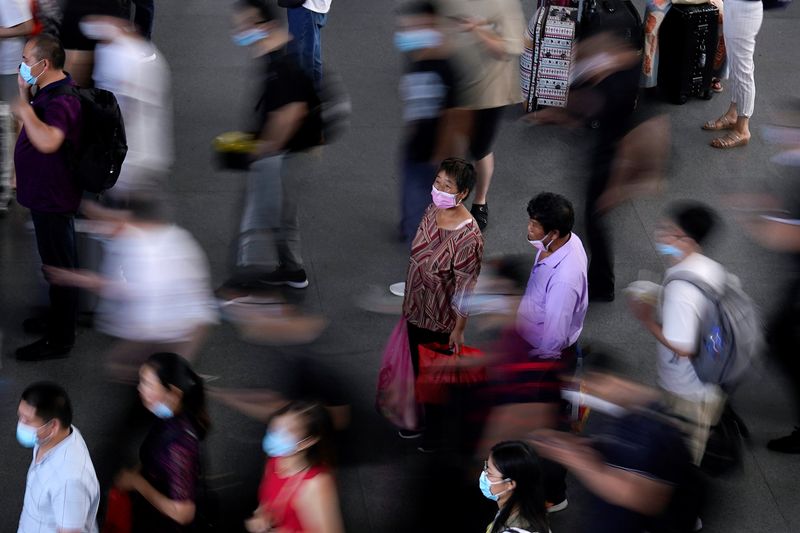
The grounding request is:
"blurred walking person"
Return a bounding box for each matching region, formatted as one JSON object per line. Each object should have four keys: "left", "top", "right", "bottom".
{"left": 80, "top": 14, "right": 173, "bottom": 205}
{"left": 394, "top": 0, "right": 462, "bottom": 244}
{"left": 245, "top": 401, "right": 344, "bottom": 533}
{"left": 436, "top": 0, "right": 525, "bottom": 231}
{"left": 114, "top": 353, "right": 209, "bottom": 531}
{"left": 224, "top": 0, "right": 323, "bottom": 290}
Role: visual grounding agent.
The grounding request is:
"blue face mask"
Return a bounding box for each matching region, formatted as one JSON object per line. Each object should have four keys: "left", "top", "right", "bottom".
{"left": 656, "top": 243, "right": 684, "bottom": 259}
{"left": 16, "top": 421, "right": 46, "bottom": 448}
{"left": 394, "top": 29, "right": 443, "bottom": 53}
{"left": 262, "top": 428, "right": 305, "bottom": 457}
{"left": 232, "top": 29, "right": 269, "bottom": 47}
{"left": 151, "top": 402, "right": 174, "bottom": 419}
{"left": 479, "top": 470, "right": 511, "bottom": 501}
{"left": 19, "top": 59, "right": 44, "bottom": 86}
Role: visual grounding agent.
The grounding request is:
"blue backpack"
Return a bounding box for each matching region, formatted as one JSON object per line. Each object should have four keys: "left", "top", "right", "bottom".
{"left": 663, "top": 271, "right": 763, "bottom": 391}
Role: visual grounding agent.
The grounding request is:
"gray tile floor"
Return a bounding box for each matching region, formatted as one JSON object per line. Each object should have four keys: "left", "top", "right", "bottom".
{"left": 1, "top": 1, "right": 799, "bottom": 531}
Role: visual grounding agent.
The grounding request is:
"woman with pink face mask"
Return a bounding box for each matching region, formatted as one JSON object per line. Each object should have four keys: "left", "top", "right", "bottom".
{"left": 398, "top": 157, "right": 484, "bottom": 450}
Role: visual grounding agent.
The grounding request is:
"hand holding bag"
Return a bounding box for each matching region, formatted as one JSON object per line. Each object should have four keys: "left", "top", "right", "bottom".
{"left": 101, "top": 488, "right": 132, "bottom": 533}
{"left": 416, "top": 342, "right": 487, "bottom": 404}
{"left": 375, "top": 319, "right": 420, "bottom": 430}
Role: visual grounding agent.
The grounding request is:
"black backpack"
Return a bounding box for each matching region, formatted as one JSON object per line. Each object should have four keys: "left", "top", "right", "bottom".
{"left": 49, "top": 85, "right": 128, "bottom": 194}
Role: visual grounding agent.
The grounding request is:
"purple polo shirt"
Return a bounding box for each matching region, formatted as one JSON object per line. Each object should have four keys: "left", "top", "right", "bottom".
{"left": 516, "top": 232, "right": 589, "bottom": 358}
{"left": 15, "top": 75, "right": 83, "bottom": 213}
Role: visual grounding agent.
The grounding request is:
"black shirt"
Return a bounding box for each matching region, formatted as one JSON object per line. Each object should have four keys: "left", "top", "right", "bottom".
{"left": 400, "top": 58, "right": 456, "bottom": 162}
{"left": 251, "top": 51, "right": 322, "bottom": 153}
{"left": 587, "top": 407, "right": 691, "bottom": 533}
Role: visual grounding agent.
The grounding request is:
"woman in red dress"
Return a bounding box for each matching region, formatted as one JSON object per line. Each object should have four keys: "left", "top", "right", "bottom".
{"left": 245, "top": 401, "right": 344, "bottom": 533}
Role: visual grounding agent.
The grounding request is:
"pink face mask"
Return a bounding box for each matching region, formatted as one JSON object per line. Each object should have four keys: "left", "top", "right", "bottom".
{"left": 431, "top": 186, "right": 459, "bottom": 209}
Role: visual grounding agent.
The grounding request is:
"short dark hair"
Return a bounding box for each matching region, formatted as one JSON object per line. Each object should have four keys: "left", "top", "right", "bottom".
{"left": 668, "top": 201, "right": 718, "bottom": 246}
{"left": 234, "top": 0, "right": 279, "bottom": 23}
{"left": 438, "top": 157, "right": 476, "bottom": 197}
{"left": 527, "top": 192, "right": 575, "bottom": 236}
{"left": 21, "top": 382, "right": 72, "bottom": 427}
{"left": 29, "top": 34, "right": 65, "bottom": 70}
{"left": 396, "top": 1, "right": 438, "bottom": 16}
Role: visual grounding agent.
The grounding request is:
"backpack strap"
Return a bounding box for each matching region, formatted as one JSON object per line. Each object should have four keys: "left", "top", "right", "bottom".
{"left": 662, "top": 272, "right": 724, "bottom": 302}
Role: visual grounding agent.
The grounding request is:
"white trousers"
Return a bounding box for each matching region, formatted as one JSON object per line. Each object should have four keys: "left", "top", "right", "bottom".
{"left": 724, "top": 0, "right": 763, "bottom": 118}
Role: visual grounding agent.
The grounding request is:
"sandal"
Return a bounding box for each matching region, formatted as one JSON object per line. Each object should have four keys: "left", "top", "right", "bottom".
{"left": 711, "top": 78, "right": 723, "bottom": 93}
{"left": 702, "top": 115, "right": 735, "bottom": 131}
{"left": 470, "top": 203, "right": 488, "bottom": 231}
{"left": 710, "top": 132, "right": 750, "bottom": 149}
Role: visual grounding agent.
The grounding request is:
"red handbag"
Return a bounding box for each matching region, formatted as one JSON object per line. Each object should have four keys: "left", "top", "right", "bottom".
{"left": 102, "top": 488, "right": 132, "bottom": 533}
{"left": 415, "top": 343, "right": 487, "bottom": 404}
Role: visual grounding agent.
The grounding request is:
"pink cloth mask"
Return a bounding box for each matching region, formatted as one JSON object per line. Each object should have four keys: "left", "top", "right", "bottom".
{"left": 431, "top": 186, "right": 459, "bottom": 209}
{"left": 528, "top": 233, "right": 554, "bottom": 253}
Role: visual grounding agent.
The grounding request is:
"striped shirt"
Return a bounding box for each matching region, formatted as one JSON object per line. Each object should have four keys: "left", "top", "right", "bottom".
{"left": 18, "top": 426, "right": 100, "bottom": 533}
{"left": 403, "top": 204, "right": 484, "bottom": 333}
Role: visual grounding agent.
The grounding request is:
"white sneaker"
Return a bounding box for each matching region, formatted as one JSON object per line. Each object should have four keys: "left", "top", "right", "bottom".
{"left": 389, "top": 282, "right": 406, "bottom": 297}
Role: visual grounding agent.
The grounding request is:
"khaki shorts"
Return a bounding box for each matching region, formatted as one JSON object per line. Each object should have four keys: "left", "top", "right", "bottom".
{"left": 662, "top": 386, "right": 726, "bottom": 465}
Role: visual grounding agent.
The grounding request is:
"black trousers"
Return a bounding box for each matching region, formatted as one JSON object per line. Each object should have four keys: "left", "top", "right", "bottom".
{"left": 585, "top": 134, "right": 617, "bottom": 298}
{"left": 768, "top": 275, "right": 800, "bottom": 423}
{"left": 30, "top": 210, "right": 78, "bottom": 344}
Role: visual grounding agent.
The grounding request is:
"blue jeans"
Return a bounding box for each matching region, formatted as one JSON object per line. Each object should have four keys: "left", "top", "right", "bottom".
{"left": 237, "top": 153, "right": 306, "bottom": 271}
{"left": 401, "top": 160, "right": 436, "bottom": 245}
{"left": 287, "top": 7, "right": 327, "bottom": 86}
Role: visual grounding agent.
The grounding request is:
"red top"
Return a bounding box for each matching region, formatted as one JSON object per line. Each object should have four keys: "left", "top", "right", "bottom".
{"left": 257, "top": 457, "right": 327, "bottom": 532}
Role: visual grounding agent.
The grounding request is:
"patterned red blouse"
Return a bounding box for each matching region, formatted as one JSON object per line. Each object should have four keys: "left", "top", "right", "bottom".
{"left": 402, "top": 204, "right": 484, "bottom": 333}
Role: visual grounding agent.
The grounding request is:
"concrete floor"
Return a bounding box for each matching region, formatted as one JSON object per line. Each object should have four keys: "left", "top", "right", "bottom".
{"left": 1, "top": 0, "right": 799, "bottom": 531}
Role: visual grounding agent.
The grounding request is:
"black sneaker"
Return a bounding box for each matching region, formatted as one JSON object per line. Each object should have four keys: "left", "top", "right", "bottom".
{"left": 16, "top": 337, "right": 73, "bottom": 361}
{"left": 470, "top": 203, "right": 488, "bottom": 231}
{"left": 767, "top": 427, "right": 800, "bottom": 453}
{"left": 257, "top": 268, "right": 309, "bottom": 289}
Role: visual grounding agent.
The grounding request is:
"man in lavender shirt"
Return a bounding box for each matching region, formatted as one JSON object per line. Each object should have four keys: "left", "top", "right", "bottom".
{"left": 505, "top": 192, "right": 588, "bottom": 511}
{"left": 12, "top": 34, "right": 82, "bottom": 361}
{"left": 517, "top": 192, "right": 589, "bottom": 361}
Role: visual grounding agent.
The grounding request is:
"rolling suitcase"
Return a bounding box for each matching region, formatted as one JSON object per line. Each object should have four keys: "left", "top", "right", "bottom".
{"left": 581, "top": 0, "right": 644, "bottom": 50}
{"left": 522, "top": 4, "right": 579, "bottom": 112}
{"left": 657, "top": 3, "right": 719, "bottom": 104}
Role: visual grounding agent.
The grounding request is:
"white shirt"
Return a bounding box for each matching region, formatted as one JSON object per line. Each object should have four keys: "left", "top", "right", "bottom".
{"left": 0, "top": 0, "right": 32, "bottom": 75}
{"left": 657, "top": 253, "right": 726, "bottom": 402}
{"left": 303, "top": 0, "right": 332, "bottom": 14}
{"left": 18, "top": 427, "right": 100, "bottom": 533}
{"left": 93, "top": 35, "right": 174, "bottom": 193}
{"left": 96, "top": 224, "right": 219, "bottom": 342}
